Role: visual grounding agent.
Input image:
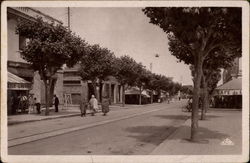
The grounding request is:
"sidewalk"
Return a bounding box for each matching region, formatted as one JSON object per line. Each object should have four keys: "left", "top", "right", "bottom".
{"left": 151, "top": 109, "right": 242, "bottom": 155}
{"left": 7, "top": 102, "right": 164, "bottom": 125}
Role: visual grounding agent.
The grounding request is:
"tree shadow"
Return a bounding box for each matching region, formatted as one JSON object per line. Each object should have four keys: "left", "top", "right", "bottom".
{"left": 173, "top": 126, "right": 230, "bottom": 144}
{"left": 125, "top": 125, "right": 178, "bottom": 145}
{"left": 125, "top": 125, "right": 229, "bottom": 145}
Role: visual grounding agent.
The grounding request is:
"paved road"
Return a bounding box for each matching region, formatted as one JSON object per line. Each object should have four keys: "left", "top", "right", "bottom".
{"left": 9, "top": 100, "right": 189, "bottom": 155}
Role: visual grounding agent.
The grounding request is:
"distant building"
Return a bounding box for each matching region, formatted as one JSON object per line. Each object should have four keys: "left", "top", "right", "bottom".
{"left": 125, "top": 87, "right": 150, "bottom": 104}
{"left": 222, "top": 57, "right": 242, "bottom": 83}
{"left": 62, "top": 65, "right": 124, "bottom": 106}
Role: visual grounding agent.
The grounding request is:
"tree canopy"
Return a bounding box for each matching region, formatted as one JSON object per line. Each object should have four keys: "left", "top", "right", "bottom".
{"left": 16, "top": 17, "right": 87, "bottom": 80}
{"left": 79, "top": 44, "right": 115, "bottom": 82}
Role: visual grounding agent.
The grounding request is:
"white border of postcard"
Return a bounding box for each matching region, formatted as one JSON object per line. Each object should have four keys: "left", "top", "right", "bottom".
{"left": 1, "top": 1, "right": 249, "bottom": 163}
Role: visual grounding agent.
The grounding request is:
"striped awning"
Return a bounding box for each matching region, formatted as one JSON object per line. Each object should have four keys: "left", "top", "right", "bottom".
{"left": 214, "top": 78, "right": 242, "bottom": 96}
{"left": 8, "top": 72, "right": 31, "bottom": 90}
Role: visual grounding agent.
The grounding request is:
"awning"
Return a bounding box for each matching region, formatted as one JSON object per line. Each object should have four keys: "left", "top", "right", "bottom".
{"left": 8, "top": 67, "right": 34, "bottom": 78}
{"left": 214, "top": 78, "right": 242, "bottom": 96}
{"left": 125, "top": 88, "right": 150, "bottom": 97}
{"left": 8, "top": 72, "right": 31, "bottom": 90}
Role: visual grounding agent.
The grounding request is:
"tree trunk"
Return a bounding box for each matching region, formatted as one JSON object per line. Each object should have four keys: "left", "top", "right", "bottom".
{"left": 139, "top": 86, "right": 142, "bottom": 105}
{"left": 43, "top": 79, "right": 50, "bottom": 116}
{"left": 191, "top": 56, "right": 203, "bottom": 141}
{"left": 49, "top": 78, "right": 57, "bottom": 107}
{"left": 201, "top": 80, "right": 209, "bottom": 120}
{"left": 99, "top": 82, "right": 103, "bottom": 103}
{"left": 122, "top": 85, "right": 125, "bottom": 107}
{"left": 150, "top": 90, "right": 153, "bottom": 104}
{"left": 92, "top": 81, "right": 98, "bottom": 99}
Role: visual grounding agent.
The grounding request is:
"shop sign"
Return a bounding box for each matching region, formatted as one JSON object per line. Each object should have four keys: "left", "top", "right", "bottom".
{"left": 217, "top": 89, "right": 242, "bottom": 95}
{"left": 8, "top": 83, "right": 31, "bottom": 90}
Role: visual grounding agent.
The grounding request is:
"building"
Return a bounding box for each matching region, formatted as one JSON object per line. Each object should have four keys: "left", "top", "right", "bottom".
{"left": 213, "top": 57, "right": 242, "bottom": 108}
{"left": 7, "top": 7, "right": 63, "bottom": 115}
{"left": 125, "top": 87, "right": 150, "bottom": 104}
{"left": 62, "top": 65, "right": 124, "bottom": 107}
{"left": 222, "top": 57, "right": 242, "bottom": 83}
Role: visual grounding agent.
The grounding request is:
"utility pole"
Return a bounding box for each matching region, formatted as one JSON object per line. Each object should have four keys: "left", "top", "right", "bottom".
{"left": 67, "top": 7, "right": 70, "bottom": 30}
{"left": 150, "top": 63, "right": 153, "bottom": 72}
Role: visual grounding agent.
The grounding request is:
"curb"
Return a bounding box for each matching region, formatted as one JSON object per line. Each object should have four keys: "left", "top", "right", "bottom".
{"left": 8, "top": 110, "right": 105, "bottom": 126}
{"left": 8, "top": 113, "right": 80, "bottom": 126}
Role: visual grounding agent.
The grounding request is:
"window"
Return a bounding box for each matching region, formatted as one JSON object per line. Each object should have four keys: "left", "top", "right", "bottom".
{"left": 19, "top": 35, "right": 27, "bottom": 50}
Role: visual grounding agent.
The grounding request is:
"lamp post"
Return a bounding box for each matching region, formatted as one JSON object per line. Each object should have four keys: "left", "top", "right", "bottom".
{"left": 150, "top": 54, "right": 160, "bottom": 72}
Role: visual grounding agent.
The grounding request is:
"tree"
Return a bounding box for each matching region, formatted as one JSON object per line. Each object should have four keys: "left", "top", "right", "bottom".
{"left": 141, "top": 71, "right": 155, "bottom": 104}
{"left": 79, "top": 44, "right": 115, "bottom": 102}
{"left": 16, "top": 17, "right": 87, "bottom": 115}
{"left": 199, "top": 50, "right": 235, "bottom": 120}
{"left": 200, "top": 68, "right": 221, "bottom": 120}
{"left": 143, "top": 7, "right": 241, "bottom": 141}
{"left": 150, "top": 74, "right": 172, "bottom": 101}
{"left": 114, "top": 55, "right": 141, "bottom": 106}
{"left": 135, "top": 66, "right": 150, "bottom": 105}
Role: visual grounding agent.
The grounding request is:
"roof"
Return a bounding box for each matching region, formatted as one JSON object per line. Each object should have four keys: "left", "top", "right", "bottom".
{"left": 125, "top": 88, "right": 150, "bottom": 97}
{"left": 8, "top": 7, "right": 62, "bottom": 24}
{"left": 8, "top": 67, "right": 34, "bottom": 78}
{"left": 8, "top": 72, "right": 30, "bottom": 84}
{"left": 216, "top": 77, "right": 241, "bottom": 90}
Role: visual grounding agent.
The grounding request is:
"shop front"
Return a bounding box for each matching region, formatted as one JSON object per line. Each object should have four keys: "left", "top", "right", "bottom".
{"left": 7, "top": 72, "right": 32, "bottom": 115}
{"left": 213, "top": 78, "right": 242, "bottom": 109}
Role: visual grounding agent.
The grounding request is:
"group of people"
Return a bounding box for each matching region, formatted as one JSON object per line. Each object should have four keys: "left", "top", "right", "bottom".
{"left": 80, "top": 95, "right": 110, "bottom": 117}
{"left": 31, "top": 94, "right": 109, "bottom": 116}
{"left": 31, "top": 95, "right": 59, "bottom": 114}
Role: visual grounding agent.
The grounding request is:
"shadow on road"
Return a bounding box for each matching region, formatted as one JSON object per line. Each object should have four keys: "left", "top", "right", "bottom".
{"left": 171, "top": 126, "right": 230, "bottom": 144}
{"left": 125, "top": 125, "right": 179, "bottom": 145}
{"left": 125, "top": 124, "right": 229, "bottom": 145}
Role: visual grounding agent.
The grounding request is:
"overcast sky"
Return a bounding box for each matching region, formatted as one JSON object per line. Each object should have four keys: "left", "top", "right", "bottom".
{"left": 35, "top": 7, "right": 193, "bottom": 85}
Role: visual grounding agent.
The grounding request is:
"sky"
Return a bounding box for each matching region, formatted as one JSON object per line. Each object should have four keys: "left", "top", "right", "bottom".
{"left": 35, "top": 7, "right": 193, "bottom": 85}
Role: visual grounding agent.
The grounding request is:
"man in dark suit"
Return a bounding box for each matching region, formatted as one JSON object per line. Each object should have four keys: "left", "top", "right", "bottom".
{"left": 54, "top": 95, "right": 59, "bottom": 112}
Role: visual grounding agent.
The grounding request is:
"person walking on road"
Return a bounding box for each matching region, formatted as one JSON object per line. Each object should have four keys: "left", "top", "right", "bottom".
{"left": 80, "top": 100, "right": 88, "bottom": 117}
{"left": 101, "top": 97, "right": 110, "bottom": 116}
{"left": 89, "top": 95, "right": 98, "bottom": 116}
{"left": 54, "top": 95, "right": 59, "bottom": 112}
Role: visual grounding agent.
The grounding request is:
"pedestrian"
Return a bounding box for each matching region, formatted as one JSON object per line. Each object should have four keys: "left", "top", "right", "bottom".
{"left": 89, "top": 95, "right": 98, "bottom": 116}
{"left": 28, "top": 95, "right": 35, "bottom": 114}
{"left": 101, "top": 97, "right": 110, "bottom": 116}
{"left": 80, "top": 100, "right": 88, "bottom": 117}
{"left": 54, "top": 94, "right": 59, "bottom": 112}
{"left": 34, "top": 97, "right": 41, "bottom": 114}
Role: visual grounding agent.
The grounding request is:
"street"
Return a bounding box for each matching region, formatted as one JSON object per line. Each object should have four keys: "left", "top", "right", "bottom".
{"left": 8, "top": 101, "right": 189, "bottom": 155}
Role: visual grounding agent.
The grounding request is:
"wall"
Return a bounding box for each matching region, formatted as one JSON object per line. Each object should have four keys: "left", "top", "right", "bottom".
{"left": 54, "top": 71, "right": 64, "bottom": 105}
{"left": 7, "top": 17, "right": 27, "bottom": 63}
{"left": 29, "top": 71, "right": 42, "bottom": 102}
